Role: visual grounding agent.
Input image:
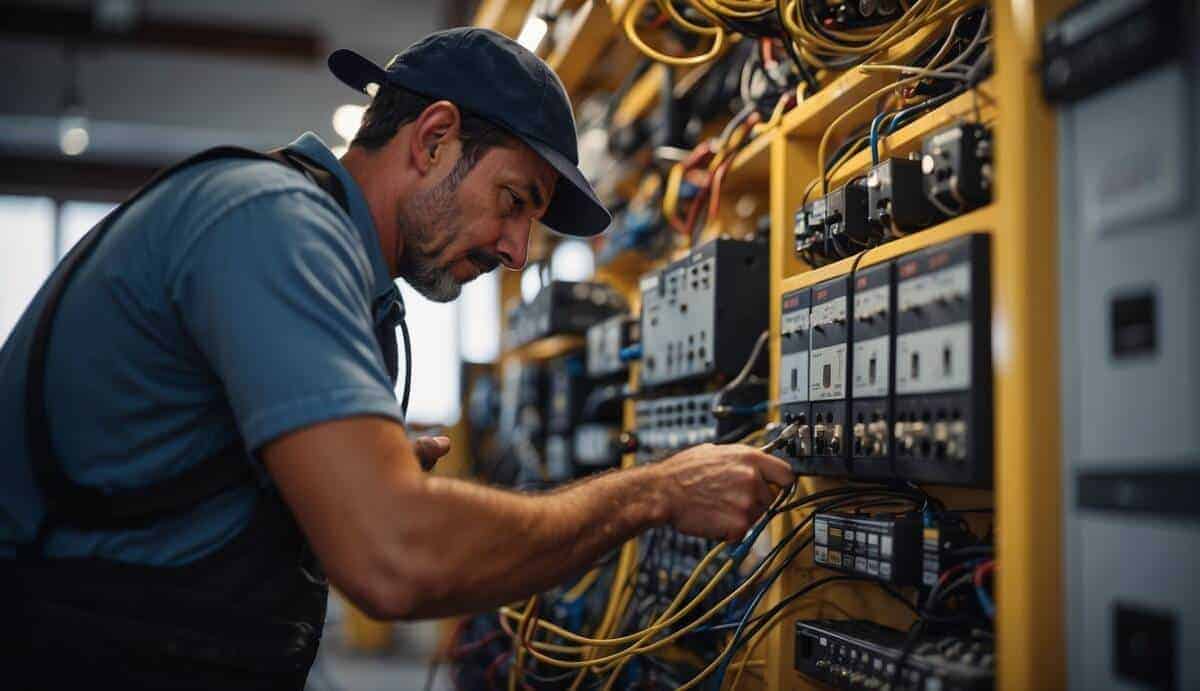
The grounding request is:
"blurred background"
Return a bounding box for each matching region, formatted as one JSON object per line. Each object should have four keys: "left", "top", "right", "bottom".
{"left": 0, "top": 1, "right": 534, "bottom": 689}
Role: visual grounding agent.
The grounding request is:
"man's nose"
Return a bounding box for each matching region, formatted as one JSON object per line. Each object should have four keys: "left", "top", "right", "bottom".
{"left": 496, "top": 219, "right": 531, "bottom": 270}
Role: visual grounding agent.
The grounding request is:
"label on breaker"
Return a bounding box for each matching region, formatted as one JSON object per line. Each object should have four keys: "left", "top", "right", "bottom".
{"left": 852, "top": 335, "right": 890, "bottom": 398}
{"left": 895, "top": 323, "right": 971, "bottom": 394}
{"left": 811, "top": 344, "right": 846, "bottom": 400}
{"left": 897, "top": 264, "right": 970, "bottom": 312}
{"left": 854, "top": 284, "right": 889, "bottom": 322}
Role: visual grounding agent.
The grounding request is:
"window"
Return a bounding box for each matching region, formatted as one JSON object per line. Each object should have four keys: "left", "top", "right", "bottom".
{"left": 396, "top": 283, "right": 462, "bottom": 425}
{"left": 59, "top": 201, "right": 116, "bottom": 257}
{"left": 0, "top": 196, "right": 55, "bottom": 345}
{"left": 459, "top": 271, "right": 500, "bottom": 364}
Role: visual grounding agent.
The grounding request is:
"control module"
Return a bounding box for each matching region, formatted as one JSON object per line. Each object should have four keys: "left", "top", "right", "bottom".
{"left": 639, "top": 238, "right": 768, "bottom": 388}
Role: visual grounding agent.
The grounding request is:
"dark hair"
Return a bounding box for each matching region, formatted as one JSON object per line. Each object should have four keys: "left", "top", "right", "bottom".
{"left": 351, "top": 84, "right": 514, "bottom": 170}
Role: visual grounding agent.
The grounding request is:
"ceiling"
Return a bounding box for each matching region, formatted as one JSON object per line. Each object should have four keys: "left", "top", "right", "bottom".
{"left": 0, "top": 1, "right": 456, "bottom": 171}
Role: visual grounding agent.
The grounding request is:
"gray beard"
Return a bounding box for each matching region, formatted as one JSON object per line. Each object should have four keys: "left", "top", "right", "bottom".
{"left": 395, "top": 163, "right": 468, "bottom": 303}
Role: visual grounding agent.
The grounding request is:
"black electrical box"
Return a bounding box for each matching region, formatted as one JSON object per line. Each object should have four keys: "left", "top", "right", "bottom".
{"left": 506, "top": 281, "right": 626, "bottom": 348}
{"left": 921, "top": 123, "right": 993, "bottom": 213}
{"left": 868, "top": 157, "right": 945, "bottom": 232}
{"left": 850, "top": 262, "right": 895, "bottom": 479}
{"left": 777, "top": 288, "right": 813, "bottom": 472}
{"left": 893, "top": 234, "right": 992, "bottom": 487}
{"left": 546, "top": 354, "right": 590, "bottom": 434}
{"left": 639, "top": 238, "right": 768, "bottom": 388}
{"left": 825, "top": 180, "right": 876, "bottom": 247}
{"left": 794, "top": 619, "right": 995, "bottom": 691}
{"left": 809, "top": 275, "right": 852, "bottom": 476}
{"left": 813, "top": 511, "right": 923, "bottom": 585}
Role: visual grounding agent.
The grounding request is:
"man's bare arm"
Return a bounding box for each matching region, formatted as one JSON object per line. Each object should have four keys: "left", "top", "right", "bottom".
{"left": 262, "top": 416, "right": 792, "bottom": 620}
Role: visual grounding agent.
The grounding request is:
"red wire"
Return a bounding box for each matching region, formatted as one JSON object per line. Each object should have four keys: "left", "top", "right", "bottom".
{"left": 973, "top": 560, "right": 996, "bottom": 588}
{"left": 484, "top": 651, "right": 511, "bottom": 691}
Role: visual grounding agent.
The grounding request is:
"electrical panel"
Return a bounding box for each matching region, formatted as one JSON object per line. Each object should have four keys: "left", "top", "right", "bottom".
{"left": 639, "top": 238, "right": 768, "bottom": 388}
{"left": 794, "top": 619, "right": 995, "bottom": 691}
{"left": 813, "top": 511, "right": 922, "bottom": 586}
{"left": 850, "top": 262, "right": 894, "bottom": 479}
{"left": 586, "top": 313, "right": 637, "bottom": 378}
{"left": 632, "top": 385, "right": 765, "bottom": 459}
{"left": 893, "top": 234, "right": 991, "bottom": 487}
{"left": 1050, "top": 2, "right": 1200, "bottom": 688}
{"left": 777, "top": 289, "right": 813, "bottom": 470}
{"left": 544, "top": 434, "right": 574, "bottom": 482}
{"left": 809, "top": 275, "right": 852, "bottom": 476}
{"left": 921, "top": 123, "right": 993, "bottom": 214}
{"left": 867, "top": 157, "right": 944, "bottom": 232}
{"left": 506, "top": 281, "right": 626, "bottom": 348}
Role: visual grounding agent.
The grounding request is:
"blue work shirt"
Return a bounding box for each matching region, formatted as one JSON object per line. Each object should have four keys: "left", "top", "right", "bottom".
{"left": 0, "top": 132, "right": 405, "bottom": 565}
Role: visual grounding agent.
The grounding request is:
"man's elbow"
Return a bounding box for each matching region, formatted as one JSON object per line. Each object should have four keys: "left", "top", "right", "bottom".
{"left": 337, "top": 548, "right": 453, "bottom": 621}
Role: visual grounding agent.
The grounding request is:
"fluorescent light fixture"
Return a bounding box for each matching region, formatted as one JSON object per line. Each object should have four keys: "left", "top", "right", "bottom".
{"left": 551, "top": 240, "right": 595, "bottom": 282}
{"left": 58, "top": 115, "right": 90, "bottom": 156}
{"left": 332, "top": 104, "right": 366, "bottom": 142}
{"left": 516, "top": 16, "right": 549, "bottom": 52}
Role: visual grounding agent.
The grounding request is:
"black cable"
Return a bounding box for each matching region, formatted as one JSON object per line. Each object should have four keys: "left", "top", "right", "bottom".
{"left": 399, "top": 317, "right": 412, "bottom": 418}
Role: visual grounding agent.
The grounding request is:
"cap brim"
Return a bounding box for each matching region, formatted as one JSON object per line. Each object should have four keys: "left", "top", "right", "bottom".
{"left": 328, "top": 48, "right": 389, "bottom": 96}
{"left": 521, "top": 137, "right": 611, "bottom": 237}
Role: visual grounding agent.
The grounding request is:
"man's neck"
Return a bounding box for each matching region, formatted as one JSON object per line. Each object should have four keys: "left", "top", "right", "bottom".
{"left": 340, "top": 146, "right": 404, "bottom": 278}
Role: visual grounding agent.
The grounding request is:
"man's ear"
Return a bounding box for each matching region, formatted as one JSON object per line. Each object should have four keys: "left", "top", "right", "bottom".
{"left": 411, "top": 101, "right": 462, "bottom": 175}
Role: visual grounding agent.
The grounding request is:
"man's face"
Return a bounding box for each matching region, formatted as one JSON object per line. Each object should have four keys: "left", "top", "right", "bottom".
{"left": 394, "top": 138, "right": 557, "bottom": 302}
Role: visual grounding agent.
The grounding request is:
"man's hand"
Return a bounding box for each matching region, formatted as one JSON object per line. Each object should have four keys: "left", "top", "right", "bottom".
{"left": 413, "top": 435, "right": 451, "bottom": 471}
{"left": 650, "top": 443, "right": 794, "bottom": 543}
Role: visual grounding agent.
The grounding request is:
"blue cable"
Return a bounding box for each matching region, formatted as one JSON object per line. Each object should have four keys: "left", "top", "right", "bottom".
{"left": 619, "top": 343, "right": 643, "bottom": 362}
{"left": 869, "top": 110, "right": 888, "bottom": 165}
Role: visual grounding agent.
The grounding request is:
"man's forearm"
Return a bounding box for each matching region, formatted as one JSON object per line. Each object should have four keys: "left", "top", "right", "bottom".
{"left": 390, "top": 464, "right": 669, "bottom": 618}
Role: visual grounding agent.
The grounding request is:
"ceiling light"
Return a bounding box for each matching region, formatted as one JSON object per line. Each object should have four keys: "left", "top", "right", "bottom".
{"left": 332, "top": 104, "right": 366, "bottom": 142}
{"left": 517, "top": 16, "right": 549, "bottom": 52}
{"left": 59, "top": 115, "right": 89, "bottom": 157}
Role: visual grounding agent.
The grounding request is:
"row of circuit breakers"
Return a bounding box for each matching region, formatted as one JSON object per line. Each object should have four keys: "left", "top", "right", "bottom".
{"left": 609, "top": 232, "right": 992, "bottom": 488}
{"left": 779, "top": 234, "right": 991, "bottom": 486}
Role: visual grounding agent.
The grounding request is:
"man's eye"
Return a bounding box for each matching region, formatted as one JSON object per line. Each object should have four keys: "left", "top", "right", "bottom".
{"left": 506, "top": 189, "right": 524, "bottom": 215}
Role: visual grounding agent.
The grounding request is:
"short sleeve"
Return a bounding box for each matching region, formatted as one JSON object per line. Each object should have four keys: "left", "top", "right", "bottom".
{"left": 171, "top": 188, "right": 403, "bottom": 451}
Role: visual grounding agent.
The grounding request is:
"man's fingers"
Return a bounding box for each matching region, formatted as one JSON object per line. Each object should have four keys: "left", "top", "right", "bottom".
{"left": 416, "top": 436, "right": 452, "bottom": 458}
{"left": 740, "top": 447, "right": 794, "bottom": 487}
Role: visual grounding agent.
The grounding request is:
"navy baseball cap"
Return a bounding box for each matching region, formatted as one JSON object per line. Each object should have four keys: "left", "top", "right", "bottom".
{"left": 329, "top": 27, "right": 611, "bottom": 237}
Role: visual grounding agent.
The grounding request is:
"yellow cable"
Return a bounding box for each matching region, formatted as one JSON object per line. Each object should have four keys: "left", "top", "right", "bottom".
{"left": 622, "top": 0, "right": 729, "bottom": 67}
{"left": 562, "top": 568, "right": 601, "bottom": 603}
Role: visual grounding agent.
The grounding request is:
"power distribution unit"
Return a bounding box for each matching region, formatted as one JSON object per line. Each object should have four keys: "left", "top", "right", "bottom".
{"left": 777, "top": 288, "right": 813, "bottom": 472}
{"left": 850, "top": 262, "right": 895, "bottom": 479}
{"left": 893, "top": 234, "right": 991, "bottom": 487}
{"left": 639, "top": 238, "right": 769, "bottom": 388}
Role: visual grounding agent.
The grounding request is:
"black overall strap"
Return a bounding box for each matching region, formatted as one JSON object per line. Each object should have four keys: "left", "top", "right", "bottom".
{"left": 21, "top": 146, "right": 351, "bottom": 550}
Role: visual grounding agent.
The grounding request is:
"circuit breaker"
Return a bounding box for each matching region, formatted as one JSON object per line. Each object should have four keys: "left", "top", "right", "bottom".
{"left": 1049, "top": 2, "right": 1200, "bottom": 689}
{"left": 777, "top": 288, "right": 812, "bottom": 470}
{"left": 893, "top": 234, "right": 991, "bottom": 487}
{"left": 809, "top": 276, "right": 852, "bottom": 476}
{"left": 850, "top": 262, "right": 894, "bottom": 479}
{"left": 639, "top": 238, "right": 768, "bottom": 388}
{"left": 921, "top": 123, "right": 993, "bottom": 214}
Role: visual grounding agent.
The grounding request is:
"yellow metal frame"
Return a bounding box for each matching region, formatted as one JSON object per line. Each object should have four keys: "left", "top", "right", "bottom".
{"left": 483, "top": 1, "right": 1074, "bottom": 687}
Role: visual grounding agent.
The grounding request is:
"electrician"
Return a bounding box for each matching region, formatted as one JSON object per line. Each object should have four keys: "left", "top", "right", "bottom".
{"left": 0, "top": 28, "right": 793, "bottom": 688}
